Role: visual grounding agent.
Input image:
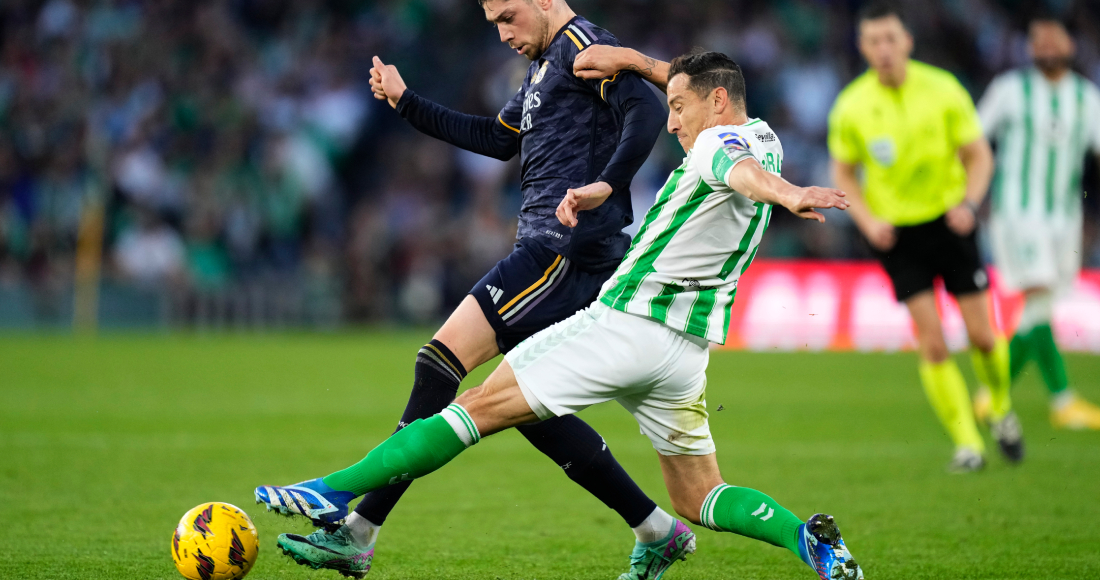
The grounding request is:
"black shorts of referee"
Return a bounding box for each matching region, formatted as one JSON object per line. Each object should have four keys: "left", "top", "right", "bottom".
{"left": 872, "top": 215, "right": 990, "bottom": 302}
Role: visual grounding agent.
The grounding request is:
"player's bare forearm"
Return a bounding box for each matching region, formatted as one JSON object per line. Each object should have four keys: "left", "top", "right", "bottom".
{"left": 728, "top": 159, "right": 849, "bottom": 223}
{"left": 958, "top": 137, "right": 994, "bottom": 207}
{"left": 620, "top": 49, "right": 669, "bottom": 92}
{"left": 574, "top": 46, "right": 670, "bottom": 93}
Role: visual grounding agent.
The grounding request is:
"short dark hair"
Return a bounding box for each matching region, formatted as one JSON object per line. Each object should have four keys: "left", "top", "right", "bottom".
{"left": 667, "top": 50, "right": 746, "bottom": 111}
{"left": 857, "top": 1, "right": 907, "bottom": 28}
{"left": 1028, "top": 11, "right": 1075, "bottom": 36}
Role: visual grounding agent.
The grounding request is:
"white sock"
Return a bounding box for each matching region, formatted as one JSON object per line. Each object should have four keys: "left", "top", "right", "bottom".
{"left": 1052, "top": 390, "right": 1075, "bottom": 411}
{"left": 1017, "top": 292, "right": 1054, "bottom": 333}
{"left": 440, "top": 403, "right": 481, "bottom": 447}
{"left": 632, "top": 507, "right": 675, "bottom": 544}
{"left": 345, "top": 512, "right": 382, "bottom": 548}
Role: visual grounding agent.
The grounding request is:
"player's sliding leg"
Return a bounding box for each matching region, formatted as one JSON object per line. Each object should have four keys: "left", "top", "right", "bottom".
{"left": 906, "top": 291, "right": 986, "bottom": 472}
{"left": 1006, "top": 290, "right": 1100, "bottom": 430}
{"left": 269, "top": 363, "right": 533, "bottom": 578}
{"left": 957, "top": 291, "right": 1023, "bottom": 462}
{"left": 266, "top": 357, "right": 683, "bottom": 578}
{"left": 658, "top": 453, "right": 862, "bottom": 580}
{"left": 344, "top": 296, "right": 496, "bottom": 548}
{"left": 253, "top": 297, "right": 495, "bottom": 528}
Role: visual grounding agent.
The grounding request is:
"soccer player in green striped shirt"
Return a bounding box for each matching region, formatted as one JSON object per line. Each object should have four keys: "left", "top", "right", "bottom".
{"left": 260, "top": 51, "right": 864, "bottom": 580}
{"left": 976, "top": 16, "right": 1100, "bottom": 430}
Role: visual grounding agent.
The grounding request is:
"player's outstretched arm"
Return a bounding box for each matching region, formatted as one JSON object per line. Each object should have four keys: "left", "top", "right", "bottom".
{"left": 575, "top": 46, "right": 671, "bottom": 93}
{"left": 369, "top": 56, "right": 519, "bottom": 161}
{"left": 727, "top": 159, "right": 849, "bottom": 223}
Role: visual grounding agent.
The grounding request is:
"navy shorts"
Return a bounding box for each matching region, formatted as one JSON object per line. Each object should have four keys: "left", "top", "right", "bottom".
{"left": 470, "top": 239, "right": 615, "bottom": 354}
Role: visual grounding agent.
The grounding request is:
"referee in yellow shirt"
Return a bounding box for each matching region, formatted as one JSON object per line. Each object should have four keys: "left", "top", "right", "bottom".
{"left": 829, "top": 3, "right": 1021, "bottom": 472}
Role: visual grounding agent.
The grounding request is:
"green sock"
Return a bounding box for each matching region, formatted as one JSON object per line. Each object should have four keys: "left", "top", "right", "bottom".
{"left": 322, "top": 404, "right": 480, "bottom": 495}
{"left": 699, "top": 484, "right": 802, "bottom": 557}
{"left": 1030, "top": 324, "right": 1068, "bottom": 395}
{"left": 1009, "top": 331, "right": 1033, "bottom": 382}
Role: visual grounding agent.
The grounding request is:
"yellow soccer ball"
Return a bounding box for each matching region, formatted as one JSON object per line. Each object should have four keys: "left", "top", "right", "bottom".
{"left": 171, "top": 502, "right": 259, "bottom": 580}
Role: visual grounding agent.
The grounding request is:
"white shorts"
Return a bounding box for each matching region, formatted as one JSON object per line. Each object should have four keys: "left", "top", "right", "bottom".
{"left": 989, "top": 214, "right": 1082, "bottom": 293}
{"left": 505, "top": 302, "right": 714, "bottom": 456}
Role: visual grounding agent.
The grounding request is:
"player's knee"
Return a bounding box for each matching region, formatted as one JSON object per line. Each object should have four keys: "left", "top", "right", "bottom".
{"left": 921, "top": 339, "right": 950, "bottom": 364}
{"left": 454, "top": 385, "right": 484, "bottom": 406}
{"left": 968, "top": 330, "right": 996, "bottom": 353}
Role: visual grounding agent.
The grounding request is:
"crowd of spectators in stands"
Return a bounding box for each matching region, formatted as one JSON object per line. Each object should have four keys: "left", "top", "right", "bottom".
{"left": 1, "top": 0, "right": 1098, "bottom": 325}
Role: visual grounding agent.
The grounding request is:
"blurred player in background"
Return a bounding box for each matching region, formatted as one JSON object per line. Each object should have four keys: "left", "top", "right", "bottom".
{"left": 827, "top": 3, "right": 1020, "bottom": 472}
{"left": 261, "top": 50, "right": 864, "bottom": 580}
{"left": 976, "top": 16, "right": 1100, "bottom": 430}
{"left": 253, "top": 0, "right": 681, "bottom": 578}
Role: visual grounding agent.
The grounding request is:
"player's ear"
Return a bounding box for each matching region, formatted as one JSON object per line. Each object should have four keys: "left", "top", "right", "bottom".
{"left": 712, "top": 87, "right": 728, "bottom": 114}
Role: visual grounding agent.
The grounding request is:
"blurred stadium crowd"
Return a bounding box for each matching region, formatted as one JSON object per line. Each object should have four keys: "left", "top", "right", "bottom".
{"left": 1, "top": 0, "right": 1099, "bottom": 327}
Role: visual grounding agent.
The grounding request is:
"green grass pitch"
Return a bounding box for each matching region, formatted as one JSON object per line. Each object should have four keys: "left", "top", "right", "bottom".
{"left": 2, "top": 333, "right": 1098, "bottom": 579}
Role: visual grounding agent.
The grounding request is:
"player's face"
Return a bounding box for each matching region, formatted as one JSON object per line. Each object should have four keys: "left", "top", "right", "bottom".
{"left": 1029, "top": 22, "right": 1075, "bottom": 75}
{"left": 858, "top": 16, "right": 913, "bottom": 78}
{"left": 483, "top": 0, "right": 551, "bottom": 61}
{"left": 666, "top": 74, "right": 708, "bottom": 153}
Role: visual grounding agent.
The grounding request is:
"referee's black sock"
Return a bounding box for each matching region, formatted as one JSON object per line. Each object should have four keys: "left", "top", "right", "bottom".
{"left": 353, "top": 339, "right": 466, "bottom": 525}
{"left": 517, "top": 415, "right": 657, "bottom": 528}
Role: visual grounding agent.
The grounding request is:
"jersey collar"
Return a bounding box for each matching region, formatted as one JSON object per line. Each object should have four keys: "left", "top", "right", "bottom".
{"left": 547, "top": 15, "right": 585, "bottom": 53}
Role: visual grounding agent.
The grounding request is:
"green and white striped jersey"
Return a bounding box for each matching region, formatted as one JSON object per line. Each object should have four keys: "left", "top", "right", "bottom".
{"left": 598, "top": 120, "right": 781, "bottom": 344}
{"left": 978, "top": 68, "right": 1100, "bottom": 221}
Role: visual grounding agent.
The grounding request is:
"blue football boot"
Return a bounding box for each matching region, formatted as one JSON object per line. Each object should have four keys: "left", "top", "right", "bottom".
{"left": 255, "top": 478, "right": 356, "bottom": 528}
{"left": 797, "top": 514, "right": 863, "bottom": 580}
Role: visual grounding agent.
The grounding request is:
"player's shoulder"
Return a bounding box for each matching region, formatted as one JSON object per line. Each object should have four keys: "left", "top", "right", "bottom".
{"left": 832, "top": 70, "right": 879, "bottom": 114}
{"left": 696, "top": 122, "right": 773, "bottom": 159}
{"left": 985, "top": 68, "right": 1025, "bottom": 94}
{"left": 554, "top": 16, "right": 621, "bottom": 62}
{"left": 1070, "top": 70, "right": 1100, "bottom": 99}
{"left": 909, "top": 60, "right": 967, "bottom": 93}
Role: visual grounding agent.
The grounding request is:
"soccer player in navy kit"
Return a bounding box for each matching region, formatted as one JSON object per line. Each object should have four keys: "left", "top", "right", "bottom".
{"left": 253, "top": 1, "right": 687, "bottom": 578}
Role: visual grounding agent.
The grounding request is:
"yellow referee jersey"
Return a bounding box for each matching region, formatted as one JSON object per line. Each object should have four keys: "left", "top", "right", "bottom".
{"left": 828, "top": 60, "right": 984, "bottom": 226}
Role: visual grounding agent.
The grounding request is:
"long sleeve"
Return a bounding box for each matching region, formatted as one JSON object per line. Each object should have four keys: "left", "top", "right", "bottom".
{"left": 590, "top": 74, "right": 665, "bottom": 191}
{"left": 395, "top": 90, "right": 521, "bottom": 161}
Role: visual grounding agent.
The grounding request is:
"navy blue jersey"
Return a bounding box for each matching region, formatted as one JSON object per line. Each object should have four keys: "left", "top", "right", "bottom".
{"left": 396, "top": 16, "right": 664, "bottom": 272}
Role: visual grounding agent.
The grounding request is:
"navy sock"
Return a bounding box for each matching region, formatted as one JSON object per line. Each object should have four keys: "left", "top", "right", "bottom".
{"left": 353, "top": 340, "right": 466, "bottom": 525}
{"left": 516, "top": 415, "right": 657, "bottom": 528}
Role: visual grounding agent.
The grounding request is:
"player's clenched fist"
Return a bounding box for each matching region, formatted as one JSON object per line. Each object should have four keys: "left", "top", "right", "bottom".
{"left": 944, "top": 202, "right": 977, "bottom": 236}
{"left": 369, "top": 56, "right": 407, "bottom": 109}
{"left": 573, "top": 45, "right": 627, "bottom": 80}
{"left": 556, "top": 181, "right": 614, "bottom": 228}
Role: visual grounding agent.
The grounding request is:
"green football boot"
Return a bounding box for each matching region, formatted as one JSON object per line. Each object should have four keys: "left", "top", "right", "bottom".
{"left": 277, "top": 526, "right": 373, "bottom": 579}
{"left": 618, "top": 519, "right": 696, "bottom": 580}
